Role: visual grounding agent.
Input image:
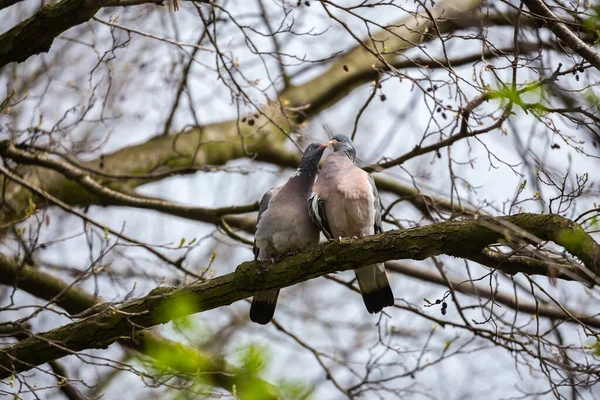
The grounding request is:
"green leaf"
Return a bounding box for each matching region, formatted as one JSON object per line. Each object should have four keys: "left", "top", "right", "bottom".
{"left": 26, "top": 197, "right": 35, "bottom": 216}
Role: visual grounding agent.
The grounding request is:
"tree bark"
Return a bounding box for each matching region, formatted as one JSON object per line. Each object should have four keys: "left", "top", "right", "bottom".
{"left": 0, "top": 213, "right": 597, "bottom": 378}
{"left": 0, "top": 0, "right": 110, "bottom": 67}
{"left": 0, "top": 254, "right": 279, "bottom": 398}
{"left": 0, "top": 0, "right": 484, "bottom": 228}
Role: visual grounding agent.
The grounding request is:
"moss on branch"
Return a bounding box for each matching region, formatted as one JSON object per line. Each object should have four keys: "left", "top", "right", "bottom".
{"left": 0, "top": 0, "right": 483, "bottom": 229}
{"left": 0, "top": 0, "right": 110, "bottom": 67}
{"left": 0, "top": 254, "right": 279, "bottom": 398}
{"left": 0, "top": 213, "right": 597, "bottom": 378}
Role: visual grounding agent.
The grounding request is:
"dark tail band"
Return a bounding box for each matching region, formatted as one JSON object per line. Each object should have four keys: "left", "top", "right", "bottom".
{"left": 355, "top": 263, "right": 395, "bottom": 314}
{"left": 250, "top": 290, "right": 280, "bottom": 325}
{"left": 362, "top": 285, "right": 394, "bottom": 314}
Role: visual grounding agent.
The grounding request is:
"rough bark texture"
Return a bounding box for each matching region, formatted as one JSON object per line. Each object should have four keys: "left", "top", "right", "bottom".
{"left": 0, "top": 0, "right": 483, "bottom": 229}
{"left": 0, "top": 213, "right": 597, "bottom": 378}
{"left": 0, "top": 255, "right": 278, "bottom": 398}
{"left": 0, "top": 0, "right": 109, "bottom": 68}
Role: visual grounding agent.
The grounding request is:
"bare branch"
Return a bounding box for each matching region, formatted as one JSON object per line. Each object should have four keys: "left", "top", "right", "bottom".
{"left": 0, "top": 213, "right": 597, "bottom": 378}
{"left": 385, "top": 261, "right": 600, "bottom": 329}
{"left": 522, "top": 0, "right": 600, "bottom": 70}
{"left": 0, "top": 253, "right": 279, "bottom": 398}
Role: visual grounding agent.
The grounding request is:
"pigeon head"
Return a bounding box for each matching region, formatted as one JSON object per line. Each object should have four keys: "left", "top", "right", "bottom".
{"left": 297, "top": 142, "right": 328, "bottom": 176}
{"left": 329, "top": 134, "right": 356, "bottom": 162}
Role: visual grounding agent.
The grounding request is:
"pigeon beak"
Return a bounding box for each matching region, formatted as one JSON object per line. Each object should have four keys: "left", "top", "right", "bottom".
{"left": 319, "top": 143, "right": 329, "bottom": 149}
{"left": 328, "top": 139, "right": 338, "bottom": 145}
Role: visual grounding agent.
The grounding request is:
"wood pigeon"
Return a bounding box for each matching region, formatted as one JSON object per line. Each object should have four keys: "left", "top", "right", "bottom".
{"left": 308, "top": 134, "right": 394, "bottom": 313}
{"left": 250, "top": 142, "right": 329, "bottom": 324}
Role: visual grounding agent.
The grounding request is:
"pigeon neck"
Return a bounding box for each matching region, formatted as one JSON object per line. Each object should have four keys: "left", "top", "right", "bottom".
{"left": 294, "top": 153, "right": 322, "bottom": 177}
{"left": 293, "top": 165, "right": 318, "bottom": 178}
{"left": 289, "top": 170, "right": 317, "bottom": 192}
{"left": 336, "top": 147, "right": 356, "bottom": 163}
{"left": 334, "top": 149, "right": 356, "bottom": 164}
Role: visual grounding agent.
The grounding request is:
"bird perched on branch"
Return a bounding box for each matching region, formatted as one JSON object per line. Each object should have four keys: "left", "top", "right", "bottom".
{"left": 250, "top": 142, "right": 329, "bottom": 324}
{"left": 308, "top": 134, "right": 394, "bottom": 313}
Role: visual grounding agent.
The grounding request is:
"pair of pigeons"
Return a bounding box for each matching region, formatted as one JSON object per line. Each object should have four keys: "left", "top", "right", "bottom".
{"left": 250, "top": 135, "right": 394, "bottom": 324}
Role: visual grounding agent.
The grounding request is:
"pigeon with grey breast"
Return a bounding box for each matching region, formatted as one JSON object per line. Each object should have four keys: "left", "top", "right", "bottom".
{"left": 250, "top": 142, "right": 329, "bottom": 324}
{"left": 308, "top": 134, "right": 394, "bottom": 313}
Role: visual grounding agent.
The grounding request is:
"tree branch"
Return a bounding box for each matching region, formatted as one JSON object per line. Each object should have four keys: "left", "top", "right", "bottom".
{"left": 0, "top": 213, "right": 597, "bottom": 378}
{"left": 385, "top": 261, "right": 600, "bottom": 329}
{"left": 0, "top": 163, "right": 208, "bottom": 274}
{"left": 521, "top": 0, "right": 600, "bottom": 70}
{"left": 0, "top": 0, "right": 578, "bottom": 231}
{"left": 0, "top": 141, "right": 259, "bottom": 225}
{"left": 0, "top": 0, "right": 485, "bottom": 228}
{"left": 0, "top": 254, "right": 279, "bottom": 398}
{"left": 0, "top": 0, "right": 109, "bottom": 68}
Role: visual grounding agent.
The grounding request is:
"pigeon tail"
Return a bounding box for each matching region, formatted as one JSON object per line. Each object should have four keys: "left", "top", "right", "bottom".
{"left": 355, "top": 264, "right": 394, "bottom": 314}
{"left": 250, "top": 290, "right": 280, "bottom": 324}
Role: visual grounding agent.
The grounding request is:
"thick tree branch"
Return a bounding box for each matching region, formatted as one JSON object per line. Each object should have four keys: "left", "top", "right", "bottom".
{"left": 522, "top": 0, "right": 600, "bottom": 70}
{"left": 0, "top": 213, "right": 597, "bottom": 378}
{"left": 0, "top": 0, "right": 109, "bottom": 68}
{"left": 0, "top": 254, "right": 278, "bottom": 398}
{"left": 0, "top": 125, "right": 469, "bottom": 233}
{"left": 0, "top": 141, "right": 259, "bottom": 225}
{"left": 0, "top": 0, "right": 581, "bottom": 232}
{"left": 0, "top": 0, "right": 484, "bottom": 228}
{"left": 0, "top": 163, "right": 209, "bottom": 274}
